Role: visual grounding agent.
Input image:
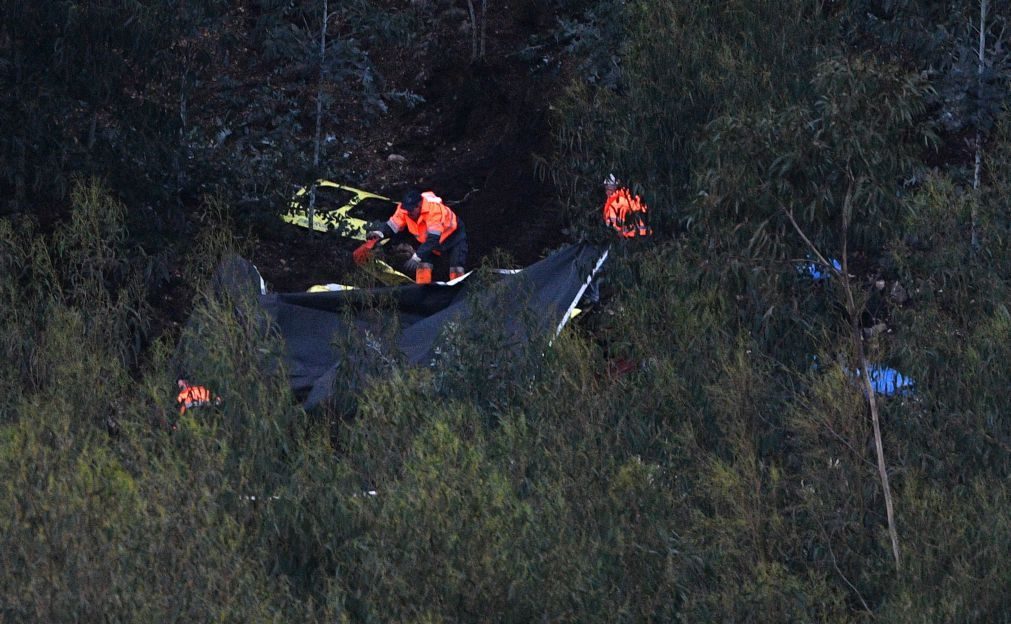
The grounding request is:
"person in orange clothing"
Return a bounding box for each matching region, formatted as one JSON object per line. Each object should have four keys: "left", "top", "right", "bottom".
{"left": 602, "top": 173, "right": 652, "bottom": 238}
{"left": 176, "top": 375, "right": 221, "bottom": 418}
{"left": 368, "top": 188, "right": 468, "bottom": 282}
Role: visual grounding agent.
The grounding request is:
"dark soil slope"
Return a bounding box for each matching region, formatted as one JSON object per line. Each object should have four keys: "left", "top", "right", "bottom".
{"left": 250, "top": 2, "right": 570, "bottom": 292}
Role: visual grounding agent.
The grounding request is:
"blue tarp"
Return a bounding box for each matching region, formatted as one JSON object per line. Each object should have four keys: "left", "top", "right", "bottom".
{"left": 812, "top": 356, "right": 916, "bottom": 397}
{"left": 842, "top": 365, "right": 915, "bottom": 397}
{"left": 801, "top": 258, "right": 842, "bottom": 281}
{"left": 864, "top": 365, "right": 915, "bottom": 396}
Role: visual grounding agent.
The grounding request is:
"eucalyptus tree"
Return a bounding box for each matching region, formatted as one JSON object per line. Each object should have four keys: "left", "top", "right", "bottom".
{"left": 840, "top": 0, "right": 1011, "bottom": 249}
{"left": 694, "top": 54, "right": 938, "bottom": 570}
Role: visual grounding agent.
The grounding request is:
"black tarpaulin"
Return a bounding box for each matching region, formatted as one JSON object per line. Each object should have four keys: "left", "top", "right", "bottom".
{"left": 216, "top": 243, "right": 607, "bottom": 408}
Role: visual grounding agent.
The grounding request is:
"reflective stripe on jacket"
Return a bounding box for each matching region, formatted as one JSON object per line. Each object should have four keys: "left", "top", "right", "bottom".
{"left": 603, "top": 188, "right": 652, "bottom": 238}
{"left": 387, "top": 191, "right": 459, "bottom": 244}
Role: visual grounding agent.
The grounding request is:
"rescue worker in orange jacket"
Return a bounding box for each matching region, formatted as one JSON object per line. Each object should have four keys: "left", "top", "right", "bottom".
{"left": 367, "top": 189, "right": 468, "bottom": 282}
{"left": 176, "top": 376, "right": 221, "bottom": 418}
{"left": 602, "top": 174, "right": 652, "bottom": 238}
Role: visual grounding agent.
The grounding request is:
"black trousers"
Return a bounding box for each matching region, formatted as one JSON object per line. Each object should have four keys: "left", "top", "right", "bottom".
{"left": 420, "top": 226, "right": 468, "bottom": 272}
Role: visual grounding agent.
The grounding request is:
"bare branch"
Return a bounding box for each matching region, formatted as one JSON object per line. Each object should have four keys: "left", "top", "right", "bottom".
{"left": 822, "top": 524, "right": 875, "bottom": 618}
{"left": 781, "top": 204, "right": 837, "bottom": 277}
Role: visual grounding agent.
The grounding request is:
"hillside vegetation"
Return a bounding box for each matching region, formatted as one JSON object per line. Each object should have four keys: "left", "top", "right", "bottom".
{"left": 2, "top": 1, "right": 1010, "bottom": 621}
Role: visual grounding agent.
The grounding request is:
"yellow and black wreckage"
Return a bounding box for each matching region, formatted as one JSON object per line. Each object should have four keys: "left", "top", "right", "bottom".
{"left": 281, "top": 180, "right": 416, "bottom": 287}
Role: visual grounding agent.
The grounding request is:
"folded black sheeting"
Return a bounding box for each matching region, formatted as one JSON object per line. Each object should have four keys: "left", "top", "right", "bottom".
{"left": 228, "top": 243, "right": 606, "bottom": 409}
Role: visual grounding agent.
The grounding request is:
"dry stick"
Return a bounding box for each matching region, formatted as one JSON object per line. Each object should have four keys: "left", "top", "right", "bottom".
{"left": 313, "top": 0, "right": 329, "bottom": 169}
{"left": 823, "top": 524, "right": 874, "bottom": 618}
{"left": 176, "top": 63, "right": 188, "bottom": 199}
{"left": 465, "top": 0, "right": 478, "bottom": 61}
{"left": 444, "top": 188, "right": 479, "bottom": 206}
{"left": 972, "top": 0, "right": 989, "bottom": 250}
{"left": 854, "top": 297, "right": 901, "bottom": 573}
{"left": 812, "top": 410, "right": 878, "bottom": 471}
{"left": 479, "top": 0, "right": 488, "bottom": 59}
{"left": 307, "top": 0, "right": 329, "bottom": 229}
{"left": 782, "top": 188, "right": 901, "bottom": 571}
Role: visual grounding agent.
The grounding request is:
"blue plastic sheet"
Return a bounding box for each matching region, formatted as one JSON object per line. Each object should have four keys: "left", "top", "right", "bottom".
{"left": 844, "top": 365, "right": 915, "bottom": 397}
{"left": 813, "top": 356, "right": 916, "bottom": 397}
{"left": 864, "top": 365, "right": 915, "bottom": 396}
{"left": 801, "top": 258, "right": 842, "bottom": 281}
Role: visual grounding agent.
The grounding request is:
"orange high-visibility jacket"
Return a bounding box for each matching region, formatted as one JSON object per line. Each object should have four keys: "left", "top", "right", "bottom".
{"left": 177, "top": 384, "right": 214, "bottom": 416}
{"left": 387, "top": 191, "right": 459, "bottom": 244}
{"left": 603, "top": 188, "right": 652, "bottom": 238}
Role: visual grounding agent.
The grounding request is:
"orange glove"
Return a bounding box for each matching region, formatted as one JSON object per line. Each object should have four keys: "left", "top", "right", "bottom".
{"left": 352, "top": 238, "right": 378, "bottom": 265}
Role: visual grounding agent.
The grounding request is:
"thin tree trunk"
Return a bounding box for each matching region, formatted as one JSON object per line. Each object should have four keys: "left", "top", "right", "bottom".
{"left": 313, "top": 0, "right": 329, "bottom": 169}
{"left": 841, "top": 225, "right": 900, "bottom": 570}
{"left": 465, "top": 0, "right": 478, "bottom": 61}
{"left": 972, "top": 0, "right": 988, "bottom": 250}
{"left": 177, "top": 66, "right": 188, "bottom": 200}
{"left": 854, "top": 334, "right": 901, "bottom": 571}
{"left": 783, "top": 183, "right": 901, "bottom": 571}
{"left": 11, "top": 28, "right": 25, "bottom": 203}
{"left": 479, "top": 0, "right": 488, "bottom": 59}
{"left": 88, "top": 110, "right": 98, "bottom": 151}
{"left": 838, "top": 184, "right": 901, "bottom": 572}
{"left": 308, "top": 184, "right": 317, "bottom": 231}
{"left": 179, "top": 72, "right": 188, "bottom": 135}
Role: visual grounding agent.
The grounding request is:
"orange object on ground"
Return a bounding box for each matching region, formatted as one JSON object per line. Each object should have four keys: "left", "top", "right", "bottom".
{"left": 415, "top": 263, "right": 433, "bottom": 284}
{"left": 352, "top": 238, "right": 378, "bottom": 265}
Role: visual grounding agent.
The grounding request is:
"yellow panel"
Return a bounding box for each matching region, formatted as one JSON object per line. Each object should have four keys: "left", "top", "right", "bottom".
{"left": 283, "top": 180, "right": 392, "bottom": 239}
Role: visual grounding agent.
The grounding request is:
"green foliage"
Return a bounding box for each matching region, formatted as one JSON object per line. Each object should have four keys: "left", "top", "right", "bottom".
{"left": 0, "top": 180, "right": 296, "bottom": 620}
{"left": 0, "top": 202, "right": 286, "bottom": 620}
{"left": 684, "top": 53, "right": 937, "bottom": 355}
{"left": 884, "top": 174, "right": 1011, "bottom": 480}
{"left": 0, "top": 0, "right": 419, "bottom": 216}
{"left": 0, "top": 399, "right": 292, "bottom": 621}
{"left": 179, "top": 194, "right": 253, "bottom": 291}
{"left": 546, "top": 0, "right": 826, "bottom": 236}
{"left": 1, "top": 5, "right": 1009, "bottom": 623}
{"left": 539, "top": 3, "right": 1009, "bottom": 618}
{"left": 337, "top": 320, "right": 688, "bottom": 621}
{"left": 334, "top": 0, "right": 419, "bottom": 47}
{"left": 0, "top": 179, "right": 148, "bottom": 420}
{"left": 696, "top": 54, "right": 936, "bottom": 270}
{"left": 549, "top": 1, "right": 633, "bottom": 89}
{"left": 353, "top": 412, "right": 533, "bottom": 620}
{"left": 881, "top": 477, "right": 1011, "bottom": 622}
{"left": 431, "top": 269, "right": 551, "bottom": 418}
{"left": 2, "top": 172, "right": 1008, "bottom": 621}
{"left": 0, "top": 1, "right": 198, "bottom": 208}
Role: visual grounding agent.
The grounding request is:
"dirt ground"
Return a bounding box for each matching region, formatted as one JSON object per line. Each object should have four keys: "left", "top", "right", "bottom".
{"left": 249, "top": 3, "right": 570, "bottom": 292}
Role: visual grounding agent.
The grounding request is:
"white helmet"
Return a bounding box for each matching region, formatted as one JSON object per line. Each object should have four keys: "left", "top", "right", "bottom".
{"left": 603, "top": 173, "right": 619, "bottom": 187}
